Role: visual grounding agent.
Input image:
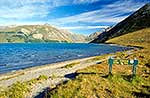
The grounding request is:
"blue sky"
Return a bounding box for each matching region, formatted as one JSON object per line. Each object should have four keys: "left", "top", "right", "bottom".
{"left": 0, "top": 0, "right": 149, "bottom": 35}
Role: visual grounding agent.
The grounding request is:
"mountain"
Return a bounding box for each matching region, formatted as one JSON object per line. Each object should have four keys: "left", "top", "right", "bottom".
{"left": 0, "top": 24, "right": 86, "bottom": 43}
{"left": 87, "top": 32, "right": 101, "bottom": 41}
{"left": 91, "top": 3, "right": 150, "bottom": 43}
{"left": 106, "top": 28, "right": 150, "bottom": 48}
{"left": 88, "top": 26, "right": 114, "bottom": 41}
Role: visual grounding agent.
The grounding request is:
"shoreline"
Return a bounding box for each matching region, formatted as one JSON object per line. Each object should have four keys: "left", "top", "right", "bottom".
{"left": 0, "top": 53, "right": 108, "bottom": 97}
{"left": 0, "top": 43, "right": 135, "bottom": 81}
{"left": 0, "top": 45, "right": 139, "bottom": 98}
{"left": 0, "top": 55, "right": 102, "bottom": 81}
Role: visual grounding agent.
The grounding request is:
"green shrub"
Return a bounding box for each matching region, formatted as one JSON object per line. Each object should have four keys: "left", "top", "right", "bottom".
{"left": 38, "top": 75, "right": 48, "bottom": 80}
{"left": 63, "top": 62, "right": 80, "bottom": 68}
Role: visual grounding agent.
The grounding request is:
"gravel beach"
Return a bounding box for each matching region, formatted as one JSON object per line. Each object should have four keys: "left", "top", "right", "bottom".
{"left": 0, "top": 56, "right": 107, "bottom": 98}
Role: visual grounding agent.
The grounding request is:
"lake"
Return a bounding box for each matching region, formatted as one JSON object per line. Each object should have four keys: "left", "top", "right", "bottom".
{"left": 0, "top": 43, "right": 132, "bottom": 74}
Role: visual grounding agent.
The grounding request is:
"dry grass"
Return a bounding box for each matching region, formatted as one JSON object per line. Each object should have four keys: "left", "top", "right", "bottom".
{"left": 107, "top": 28, "right": 150, "bottom": 67}
{"left": 0, "top": 28, "right": 150, "bottom": 98}
{"left": 62, "top": 62, "right": 80, "bottom": 68}
{"left": 47, "top": 59, "right": 150, "bottom": 98}
{"left": 0, "top": 75, "right": 49, "bottom": 98}
{"left": 106, "top": 28, "right": 150, "bottom": 49}
{"left": 48, "top": 28, "right": 150, "bottom": 98}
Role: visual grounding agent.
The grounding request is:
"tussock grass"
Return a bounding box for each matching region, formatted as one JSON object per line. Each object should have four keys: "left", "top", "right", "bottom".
{"left": 106, "top": 28, "right": 150, "bottom": 49}
{"left": 62, "top": 62, "right": 80, "bottom": 68}
{"left": 0, "top": 28, "right": 150, "bottom": 98}
{"left": 48, "top": 28, "right": 150, "bottom": 98}
{"left": 107, "top": 28, "right": 150, "bottom": 67}
{"left": 47, "top": 61, "right": 150, "bottom": 97}
{"left": 0, "top": 75, "right": 49, "bottom": 98}
{"left": 0, "top": 81, "right": 29, "bottom": 98}
{"left": 38, "top": 75, "right": 48, "bottom": 80}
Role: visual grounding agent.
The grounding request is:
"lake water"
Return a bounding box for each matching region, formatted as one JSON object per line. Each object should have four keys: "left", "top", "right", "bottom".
{"left": 0, "top": 43, "right": 132, "bottom": 74}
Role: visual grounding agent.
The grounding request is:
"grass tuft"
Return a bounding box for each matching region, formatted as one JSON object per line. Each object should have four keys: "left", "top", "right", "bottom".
{"left": 62, "top": 62, "right": 80, "bottom": 68}
{"left": 0, "top": 74, "right": 49, "bottom": 98}
{"left": 47, "top": 28, "right": 150, "bottom": 98}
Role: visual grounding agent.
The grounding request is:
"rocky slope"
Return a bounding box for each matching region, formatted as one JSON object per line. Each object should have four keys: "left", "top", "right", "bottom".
{"left": 91, "top": 3, "right": 150, "bottom": 43}
{"left": 0, "top": 24, "right": 86, "bottom": 43}
{"left": 87, "top": 32, "right": 101, "bottom": 41}
{"left": 88, "top": 26, "right": 113, "bottom": 41}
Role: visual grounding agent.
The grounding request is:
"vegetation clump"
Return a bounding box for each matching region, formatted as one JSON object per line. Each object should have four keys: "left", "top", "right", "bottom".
{"left": 0, "top": 81, "right": 29, "bottom": 98}
{"left": 47, "top": 55, "right": 150, "bottom": 98}
{"left": 62, "top": 62, "right": 80, "bottom": 68}
{"left": 0, "top": 75, "right": 49, "bottom": 98}
{"left": 47, "top": 28, "right": 150, "bottom": 98}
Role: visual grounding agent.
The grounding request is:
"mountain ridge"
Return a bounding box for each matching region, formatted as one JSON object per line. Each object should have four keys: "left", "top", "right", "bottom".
{"left": 91, "top": 3, "right": 150, "bottom": 43}
{"left": 0, "top": 24, "right": 87, "bottom": 43}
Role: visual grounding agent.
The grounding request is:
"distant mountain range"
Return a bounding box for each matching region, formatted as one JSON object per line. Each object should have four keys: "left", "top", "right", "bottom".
{"left": 87, "top": 26, "right": 113, "bottom": 41}
{"left": 91, "top": 3, "right": 150, "bottom": 43}
{"left": 1, "top": 3, "right": 149, "bottom": 43}
{"left": 0, "top": 24, "right": 87, "bottom": 43}
{"left": 86, "top": 31, "right": 101, "bottom": 41}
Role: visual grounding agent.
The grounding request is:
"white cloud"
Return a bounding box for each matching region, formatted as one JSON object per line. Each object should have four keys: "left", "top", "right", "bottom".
{"left": 73, "top": 0, "right": 100, "bottom": 4}
{"left": 0, "top": 0, "right": 101, "bottom": 20}
{"left": 0, "top": 0, "right": 148, "bottom": 31}
{"left": 50, "top": 9, "right": 128, "bottom": 25}
{"left": 48, "top": 0, "right": 148, "bottom": 28}
{"left": 0, "top": 19, "right": 46, "bottom": 26}
{"left": 0, "top": 0, "right": 50, "bottom": 19}
{"left": 0, "top": 5, "right": 49, "bottom": 19}
{"left": 60, "top": 25, "right": 109, "bottom": 30}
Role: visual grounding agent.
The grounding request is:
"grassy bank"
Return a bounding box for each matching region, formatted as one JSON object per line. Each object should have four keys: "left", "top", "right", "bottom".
{"left": 47, "top": 28, "right": 150, "bottom": 98}
{"left": 0, "top": 55, "right": 105, "bottom": 98}
{"left": 106, "top": 28, "right": 150, "bottom": 66}
{"left": 0, "top": 28, "right": 149, "bottom": 98}
{"left": 0, "top": 75, "right": 48, "bottom": 98}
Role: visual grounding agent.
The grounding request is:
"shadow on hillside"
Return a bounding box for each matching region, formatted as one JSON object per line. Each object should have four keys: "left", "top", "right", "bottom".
{"left": 121, "top": 74, "right": 134, "bottom": 82}
{"left": 105, "top": 42, "right": 144, "bottom": 49}
{"left": 126, "top": 45, "right": 144, "bottom": 49}
{"left": 132, "top": 91, "right": 150, "bottom": 98}
{"left": 34, "top": 87, "right": 50, "bottom": 98}
{"left": 64, "top": 72, "right": 103, "bottom": 79}
{"left": 101, "top": 74, "right": 113, "bottom": 78}
{"left": 64, "top": 72, "right": 78, "bottom": 79}
{"left": 34, "top": 72, "right": 103, "bottom": 98}
{"left": 104, "top": 42, "right": 116, "bottom": 44}
{"left": 101, "top": 74, "right": 136, "bottom": 82}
